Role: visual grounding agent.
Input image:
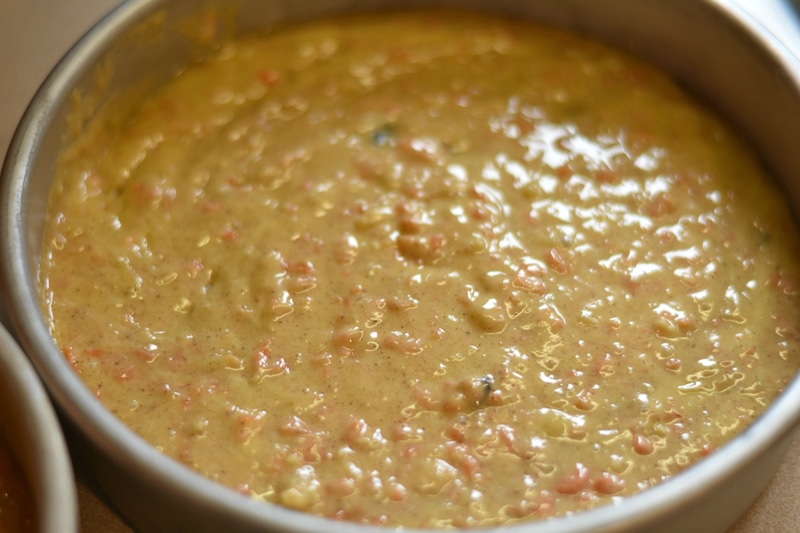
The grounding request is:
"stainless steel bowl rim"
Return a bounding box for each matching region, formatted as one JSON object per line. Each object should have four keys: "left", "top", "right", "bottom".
{"left": 0, "top": 324, "right": 77, "bottom": 532}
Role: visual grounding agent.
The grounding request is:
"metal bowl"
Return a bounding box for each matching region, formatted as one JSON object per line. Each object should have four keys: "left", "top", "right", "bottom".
{"left": 2, "top": 0, "right": 800, "bottom": 531}
{"left": 0, "top": 323, "right": 77, "bottom": 533}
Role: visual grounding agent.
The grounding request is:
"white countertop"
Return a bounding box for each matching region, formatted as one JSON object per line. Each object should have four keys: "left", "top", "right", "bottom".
{"left": 1, "top": 1, "right": 799, "bottom": 531}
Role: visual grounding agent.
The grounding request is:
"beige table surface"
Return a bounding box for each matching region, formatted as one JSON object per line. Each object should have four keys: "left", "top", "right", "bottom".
{"left": 1, "top": 0, "right": 799, "bottom": 531}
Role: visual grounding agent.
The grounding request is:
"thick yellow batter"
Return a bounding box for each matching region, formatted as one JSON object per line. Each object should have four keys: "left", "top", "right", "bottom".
{"left": 40, "top": 10, "right": 800, "bottom": 528}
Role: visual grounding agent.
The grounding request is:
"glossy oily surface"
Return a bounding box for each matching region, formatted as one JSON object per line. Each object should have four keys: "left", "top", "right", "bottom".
{"left": 38, "top": 11, "right": 800, "bottom": 529}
